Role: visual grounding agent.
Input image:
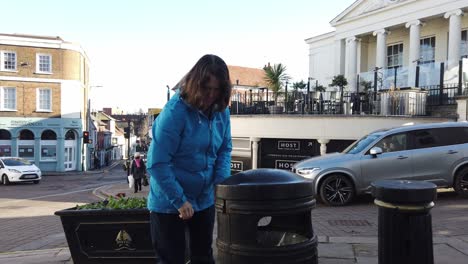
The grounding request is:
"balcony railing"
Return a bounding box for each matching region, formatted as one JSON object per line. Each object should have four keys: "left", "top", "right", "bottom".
{"left": 230, "top": 84, "right": 465, "bottom": 116}
{"left": 229, "top": 59, "right": 468, "bottom": 117}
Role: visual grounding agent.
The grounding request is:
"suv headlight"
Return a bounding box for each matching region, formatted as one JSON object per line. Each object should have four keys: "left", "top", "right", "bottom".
{"left": 296, "top": 167, "right": 321, "bottom": 178}
{"left": 8, "top": 169, "right": 21, "bottom": 173}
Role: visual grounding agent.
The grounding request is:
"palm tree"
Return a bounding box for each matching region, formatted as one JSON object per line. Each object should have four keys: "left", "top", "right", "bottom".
{"left": 292, "top": 80, "right": 306, "bottom": 91}
{"left": 263, "top": 63, "right": 290, "bottom": 103}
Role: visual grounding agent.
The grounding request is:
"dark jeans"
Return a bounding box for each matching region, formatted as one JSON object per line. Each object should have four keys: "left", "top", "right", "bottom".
{"left": 150, "top": 206, "right": 215, "bottom": 264}
{"left": 134, "top": 178, "right": 142, "bottom": 192}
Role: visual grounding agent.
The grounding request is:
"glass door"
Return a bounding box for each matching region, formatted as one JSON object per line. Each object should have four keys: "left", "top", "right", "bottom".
{"left": 64, "top": 146, "right": 76, "bottom": 171}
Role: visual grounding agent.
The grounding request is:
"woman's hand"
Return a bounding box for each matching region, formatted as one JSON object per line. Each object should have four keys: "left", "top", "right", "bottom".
{"left": 178, "top": 201, "right": 194, "bottom": 220}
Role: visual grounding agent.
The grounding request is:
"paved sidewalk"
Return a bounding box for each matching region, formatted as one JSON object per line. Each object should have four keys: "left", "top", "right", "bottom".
{"left": 42, "top": 160, "right": 123, "bottom": 176}
{"left": 3, "top": 182, "right": 468, "bottom": 263}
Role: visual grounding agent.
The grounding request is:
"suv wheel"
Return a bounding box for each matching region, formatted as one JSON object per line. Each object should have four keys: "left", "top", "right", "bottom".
{"left": 319, "top": 174, "right": 355, "bottom": 206}
{"left": 454, "top": 167, "right": 468, "bottom": 198}
{"left": 2, "top": 174, "right": 10, "bottom": 185}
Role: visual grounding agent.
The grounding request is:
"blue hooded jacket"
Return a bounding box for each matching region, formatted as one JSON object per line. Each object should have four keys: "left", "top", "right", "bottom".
{"left": 146, "top": 92, "right": 232, "bottom": 213}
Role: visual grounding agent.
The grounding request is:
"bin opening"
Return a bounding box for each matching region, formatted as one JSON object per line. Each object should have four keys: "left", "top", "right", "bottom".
{"left": 256, "top": 215, "right": 309, "bottom": 247}
{"left": 257, "top": 230, "right": 308, "bottom": 247}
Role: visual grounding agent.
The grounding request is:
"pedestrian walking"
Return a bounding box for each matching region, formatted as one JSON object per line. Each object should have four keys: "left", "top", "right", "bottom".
{"left": 131, "top": 152, "right": 146, "bottom": 193}
{"left": 146, "top": 54, "right": 232, "bottom": 264}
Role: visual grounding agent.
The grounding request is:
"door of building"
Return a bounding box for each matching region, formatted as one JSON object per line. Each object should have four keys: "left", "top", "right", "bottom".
{"left": 64, "top": 146, "right": 76, "bottom": 171}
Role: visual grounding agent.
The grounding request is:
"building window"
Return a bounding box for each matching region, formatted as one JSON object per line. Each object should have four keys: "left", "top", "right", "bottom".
{"left": 36, "top": 54, "right": 52, "bottom": 74}
{"left": 36, "top": 88, "right": 52, "bottom": 112}
{"left": 41, "top": 130, "right": 57, "bottom": 161}
{"left": 19, "top": 129, "right": 34, "bottom": 140}
{"left": 0, "top": 129, "right": 12, "bottom": 157}
{"left": 462, "top": 30, "right": 468, "bottom": 59}
{"left": 65, "top": 130, "right": 76, "bottom": 140}
{"left": 387, "top": 43, "right": 403, "bottom": 69}
{"left": 0, "top": 87, "right": 17, "bottom": 111}
{"left": 0, "top": 51, "right": 17, "bottom": 71}
{"left": 420, "top": 36, "right": 435, "bottom": 65}
{"left": 18, "top": 144, "right": 35, "bottom": 159}
{"left": 19, "top": 130, "right": 35, "bottom": 160}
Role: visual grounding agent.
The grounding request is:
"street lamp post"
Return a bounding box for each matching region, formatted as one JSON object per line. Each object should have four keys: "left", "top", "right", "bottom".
{"left": 166, "top": 85, "right": 170, "bottom": 102}
{"left": 307, "top": 77, "right": 312, "bottom": 113}
{"left": 86, "top": 85, "right": 102, "bottom": 171}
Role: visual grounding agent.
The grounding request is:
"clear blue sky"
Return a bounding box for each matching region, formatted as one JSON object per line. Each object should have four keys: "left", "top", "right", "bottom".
{"left": 3, "top": 0, "right": 355, "bottom": 112}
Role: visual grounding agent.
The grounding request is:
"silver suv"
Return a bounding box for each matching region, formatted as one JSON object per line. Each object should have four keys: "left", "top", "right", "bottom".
{"left": 293, "top": 122, "right": 468, "bottom": 206}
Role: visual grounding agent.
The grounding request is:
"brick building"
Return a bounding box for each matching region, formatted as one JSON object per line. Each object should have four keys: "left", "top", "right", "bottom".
{"left": 0, "top": 33, "right": 90, "bottom": 172}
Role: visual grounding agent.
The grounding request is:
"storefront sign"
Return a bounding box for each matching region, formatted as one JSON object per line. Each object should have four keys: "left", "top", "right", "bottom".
{"left": 260, "top": 138, "right": 319, "bottom": 170}
{"left": 275, "top": 160, "right": 297, "bottom": 170}
{"left": 230, "top": 161, "right": 243, "bottom": 172}
{"left": 277, "top": 140, "right": 300, "bottom": 151}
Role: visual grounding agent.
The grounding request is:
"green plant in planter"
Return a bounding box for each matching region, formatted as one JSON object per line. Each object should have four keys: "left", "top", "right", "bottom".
{"left": 330, "top": 75, "right": 348, "bottom": 114}
{"left": 263, "top": 63, "right": 290, "bottom": 104}
{"left": 76, "top": 196, "right": 147, "bottom": 210}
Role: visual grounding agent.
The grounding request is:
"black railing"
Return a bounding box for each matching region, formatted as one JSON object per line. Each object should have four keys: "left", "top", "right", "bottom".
{"left": 421, "top": 83, "right": 459, "bottom": 106}
{"left": 230, "top": 91, "right": 378, "bottom": 115}
{"left": 230, "top": 84, "right": 464, "bottom": 116}
{"left": 230, "top": 58, "right": 468, "bottom": 116}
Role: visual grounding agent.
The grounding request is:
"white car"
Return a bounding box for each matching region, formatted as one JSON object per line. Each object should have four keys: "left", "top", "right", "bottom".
{"left": 0, "top": 157, "right": 42, "bottom": 185}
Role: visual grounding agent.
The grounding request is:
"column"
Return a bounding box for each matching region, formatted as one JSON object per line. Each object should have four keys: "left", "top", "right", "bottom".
{"left": 445, "top": 9, "right": 464, "bottom": 67}
{"left": 346, "top": 37, "right": 359, "bottom": 92}
{"left": 34, "top": 136, "right": 41, "bottom": 166}
{"left": 373, "top": 29, "right": 389, "bottom": 70}
{"left": 405, "top": 20, "right": 423, "bottom": 86}
{"left": 11, "top": 135, "right": 18, "bottom": 157}
{"left": 334, "top": 39, "right": 346, "bottom": 76}
{"left": 56, "top": 136, "right": 65, "bottom": 171}
{"left": 317, "top": 139, "right": 330, "bottom": 156}
{"left": 250, "top": 137, "right": 260, "bottom": 169}
{"left": 456, "top": 97, "right": 468, "bottom": 121}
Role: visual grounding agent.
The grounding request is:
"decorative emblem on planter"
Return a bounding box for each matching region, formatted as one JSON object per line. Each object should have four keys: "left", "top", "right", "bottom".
{"left": 115, "top": 230, "right": 136, "bottom": 251}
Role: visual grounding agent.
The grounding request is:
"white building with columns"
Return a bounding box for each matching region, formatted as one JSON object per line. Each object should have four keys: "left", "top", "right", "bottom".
{"left": 306, "top": 0, "right": 468, "bottom": 91}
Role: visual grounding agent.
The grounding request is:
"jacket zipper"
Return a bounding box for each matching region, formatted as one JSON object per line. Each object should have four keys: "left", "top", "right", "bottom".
{"left": 206, "top": 118, "right": 212, "bottom": 170}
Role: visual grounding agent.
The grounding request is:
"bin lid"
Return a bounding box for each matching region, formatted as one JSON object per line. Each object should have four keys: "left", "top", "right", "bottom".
{"left": 371, "top": 180, "right": 437, "bottom": 204}
{"left": 216, "top": 169, "right": 314, "bottom": 200}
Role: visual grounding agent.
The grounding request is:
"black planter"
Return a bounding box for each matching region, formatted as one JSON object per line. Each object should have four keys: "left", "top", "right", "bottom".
{"left": 55, "top": 207, "right": 156, "bottom": 264}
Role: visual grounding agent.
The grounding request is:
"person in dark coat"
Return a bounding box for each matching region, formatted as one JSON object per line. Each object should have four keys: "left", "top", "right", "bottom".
{"left": 131, "top": 152, "right": 146, "bottom": 193}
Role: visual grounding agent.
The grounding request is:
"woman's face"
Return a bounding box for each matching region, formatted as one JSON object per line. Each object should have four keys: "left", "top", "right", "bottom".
{"left": 203, "top": 75, "right": 220, "bottom": 109}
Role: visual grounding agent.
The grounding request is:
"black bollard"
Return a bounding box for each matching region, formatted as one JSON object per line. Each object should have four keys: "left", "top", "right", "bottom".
{"left": 371, "top": 180, "right": 437, "bottom": 264}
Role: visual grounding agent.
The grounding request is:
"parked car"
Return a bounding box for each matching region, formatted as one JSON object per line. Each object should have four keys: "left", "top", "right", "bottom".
{"left": 0, "top": 157, "right": 42, "bottom": 185}
{"left": 293, "top": 122, "right": 468, "bottom": 206}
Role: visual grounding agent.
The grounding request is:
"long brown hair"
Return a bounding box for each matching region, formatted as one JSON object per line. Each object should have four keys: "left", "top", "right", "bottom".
{"left": 180, "top": 54, "right": 231, "bottom": 111}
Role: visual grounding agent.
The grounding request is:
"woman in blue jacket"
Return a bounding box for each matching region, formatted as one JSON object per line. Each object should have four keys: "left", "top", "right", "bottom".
{"left": 147, "top": 54, "right": 232, "bottom": 264}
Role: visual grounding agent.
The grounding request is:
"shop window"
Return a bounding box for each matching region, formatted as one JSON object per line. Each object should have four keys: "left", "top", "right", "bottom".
{"left": 41, "top": 130, "right": 57, "bottom": 161}
{"left": 19, "top": 129, "right": 34, "bottom": 140}
{"left": 18, "top": 144, "right": 34, "bottom": 159}
{"left": 0, "top": 129, "right": 11, "bottom": 157}
{"left": 65, "top": 130, "right": 76, "bottom": 140}
{"left": 41, "top": 144, "right": 57, "bottom": 161}
{"left": 0, "top": 145, "right": 11, "bottom": 157}
{"left": 41, "top": 130, "right": 57, "bottom": 140}
{"left": 0, "top": 129, "right": 11, "bottom": 140}
{"left": 19, "top": 130, "right": 34, "bottom": 160}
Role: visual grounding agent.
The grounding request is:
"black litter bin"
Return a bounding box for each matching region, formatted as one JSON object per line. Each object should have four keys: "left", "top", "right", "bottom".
{"left": 215, "top": 169, "right": 318, "bottom": 264}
